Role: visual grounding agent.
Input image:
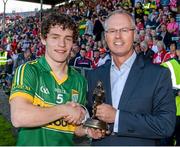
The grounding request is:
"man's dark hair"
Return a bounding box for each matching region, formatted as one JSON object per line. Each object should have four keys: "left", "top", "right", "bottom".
{"left": 80, "top": 48, "right": 87, "bottom": 52}
{"left": 41, "top": 12, "right": 78, "bottom": 42}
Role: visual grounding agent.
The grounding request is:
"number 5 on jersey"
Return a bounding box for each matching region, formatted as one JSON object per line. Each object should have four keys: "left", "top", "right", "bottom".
{"left": 56, "top": 93, "right": 63, "bottom": 104}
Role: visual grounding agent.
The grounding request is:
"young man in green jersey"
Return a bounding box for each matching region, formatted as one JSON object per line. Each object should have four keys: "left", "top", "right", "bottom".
{"left": 9, "top": 12, "right": 102, "bottom": 146}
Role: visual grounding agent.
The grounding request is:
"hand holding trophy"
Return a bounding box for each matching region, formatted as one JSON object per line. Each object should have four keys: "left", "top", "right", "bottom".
{"left": 84, "top": 81, "right": 108, "bottom": 131}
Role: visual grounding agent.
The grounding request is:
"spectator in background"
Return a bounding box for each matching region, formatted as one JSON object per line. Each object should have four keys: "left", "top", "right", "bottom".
{"left": 134, "top": 2, "right": 144, "bottom": 19}
{"left": 14, "top": 47, "right": 35, "bottom": 69}
{"left": 85, "top": 16, "right": 94, "bottom": 36}
{"left": 36, "top": 45, "right": 45, "bottom": 58}
{"left": 72, "top": 43, "right": 81, "bottom": 59}
{"left": 139, "top": 29, "right": 146, "bottom": 41}
{"left": 143, "top": 15, "right": 152, "bottom": 28}
{"left": 136, "top": 18, "right": 144, "bottom": 31}
{"left": 169, "top": 0, "right": 177, "bottom": 12}
{"left": 143, "top": 0, "right": 151, "bottom": 15}
{"left": 148, "top": 9, "right": 159, "bottom": 26}
{"left": 140, "top": 41, "right": 155, "bottom": 60}
{"left": 0, "top": 45, "right": 13, "bottom": 74}
{"left": 159, "top": 24, "right": 173, "bottom": 50}
{"left": 134, "top": 42, "right": 141, "bottom": 54}
{"left": 92, "top": 49, "right": 100, "bottom": 69}
{"left": 150, "top": 28, "right": 158, "bottom": 38}
{"left": 6, "top": 41, "right": 12, "bottom": 52}
{"left": 78, "top": 17, "right": 86, "bottom": 36}
{"left": 85, "top": 44, "right": 93, "bottom": 60}
{"left": 144, "top": 25, "right": 152, "bottom": 35}
{"left": 87, "top": 35, "right": 95, "bottom": 49}
{"left": 74, "top": 48, "right": 92, "bottom": 68}
{"left": 160, "top": 0, "right": 170, "bottom": 7}
{"left": 151, "top": 36, "right": 159, "bottom": 53}
{"left": 79, "top": 35, "right": 87, "bottom": 46}
{"left": 161, "top": 47, "right": 180, "bottom": 146}
{"left": 162, "top": 5, "right": 171, "bottom": 15}
{"left": 11, "top": 39, "right": 18, "bottom": 52}
{"left": 167, "top": 16, "right": 179, "bottom": 36}
{"left": 11, "top": 50, "right": 19, "bottom": 74}
{"left": 161, "top": 14, "right": 169, "bottom": 24}
{"left": 97, "top": 47, "right": 111, "bottom": 67}
{"left": 153, "top": 41, "right": 167, "bottom": 64}
{"left": 21, "top": 35, "right": 31, "bottom": 51}
{"left": 69, "top": 49, "right": 77, "bottom": 66}
{"left": 162, "top": 41, "right": 177, "bottom": 62}
{"left": 93, "top": 15, "right": 104, "bottom": 43}
{"left": 144, "top": 34, "right": 153, "bottom": 49}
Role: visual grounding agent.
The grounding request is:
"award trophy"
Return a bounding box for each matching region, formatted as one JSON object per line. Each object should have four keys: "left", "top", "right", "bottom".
{"left": 84, "top": 81, "right": 108, "bottom": 130}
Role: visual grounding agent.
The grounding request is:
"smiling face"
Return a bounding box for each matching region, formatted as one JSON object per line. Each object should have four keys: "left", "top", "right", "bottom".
{"left": 104, "top": 13, "right": 135, "bottom": 61}
{"left": 41, "top": 25, "right": 73, "bottom": 65}
{"left": 170, "top": 43, "right": 176, "bottom": 53}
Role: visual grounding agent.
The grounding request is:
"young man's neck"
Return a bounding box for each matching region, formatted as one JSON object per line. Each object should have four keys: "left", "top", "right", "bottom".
{"left": 49, "top": 61, "right": 68, "bottom": 81}
{"left": 45, "top": 56, "right": 68, "bottom": 75}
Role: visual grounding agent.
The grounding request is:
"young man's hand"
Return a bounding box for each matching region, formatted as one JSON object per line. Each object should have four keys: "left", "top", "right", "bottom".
{"left": 63, "top": 102, "right": 86, "bottom": 125}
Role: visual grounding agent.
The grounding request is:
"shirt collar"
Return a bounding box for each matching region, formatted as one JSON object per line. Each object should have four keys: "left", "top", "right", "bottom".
{"left": 39, "top": 56, "right": 52, "bottom": 71}
{"left": 111, "top": 51, "right": 137, "bottom": 70}
{"left": 38, "top": 56, "right": 72, "bottom": 74}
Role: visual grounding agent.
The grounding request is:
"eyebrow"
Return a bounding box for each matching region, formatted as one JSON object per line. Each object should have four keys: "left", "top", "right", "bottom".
{"left": 65, "top": 35, "right": 73, "bottom": 38}
{"left": 49, "top": 33, "right": 73, "bottom": 38}
{"left": 49, "top": 34, "right": 59, "bottom": 37}
{"left": 107, "top": 27, "right": 134, "bottom": 29}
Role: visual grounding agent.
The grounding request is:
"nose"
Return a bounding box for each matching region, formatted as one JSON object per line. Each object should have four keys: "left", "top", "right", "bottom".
{"left": 58, "top": 38, "right": 65, "bottom": 47}
{"left": 115, "top": 30, "right": 122, "bottom": 38}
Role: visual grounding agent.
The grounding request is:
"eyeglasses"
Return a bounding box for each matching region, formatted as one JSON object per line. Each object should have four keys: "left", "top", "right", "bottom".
{"left": 105, "top": 27, "right": 135, "bottom": 35}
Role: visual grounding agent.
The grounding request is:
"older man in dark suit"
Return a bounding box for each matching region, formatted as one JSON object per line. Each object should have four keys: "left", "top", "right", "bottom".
{"left": 86, "top": 10, "right": 176, "bottom": 146}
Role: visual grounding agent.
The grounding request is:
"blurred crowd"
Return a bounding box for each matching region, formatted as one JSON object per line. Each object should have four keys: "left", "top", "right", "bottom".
{"left": 0, "top": 0, "right": 179, "bottom": 92}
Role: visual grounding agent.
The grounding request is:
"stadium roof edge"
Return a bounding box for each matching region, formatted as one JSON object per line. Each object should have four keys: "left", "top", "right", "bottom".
{"left": 15, "top": 0, "right": 65, "bottom": 6}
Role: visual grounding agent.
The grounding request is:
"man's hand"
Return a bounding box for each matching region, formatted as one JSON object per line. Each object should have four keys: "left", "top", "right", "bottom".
{"left": 63, "top": 102, "right": 86, "bottom": 125}
{"left": 74, "top": 125, "right": 105, "bottom": 139}
{"left": 96, "top": 103, "right": 116, "bottom": 123}
{"left": 87, "top": 128, "right": 106, "bottom": 139}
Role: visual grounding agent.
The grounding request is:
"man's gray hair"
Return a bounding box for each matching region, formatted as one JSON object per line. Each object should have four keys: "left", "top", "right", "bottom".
{"left": 104, "top": 10, "right": 136, "bottom": 31}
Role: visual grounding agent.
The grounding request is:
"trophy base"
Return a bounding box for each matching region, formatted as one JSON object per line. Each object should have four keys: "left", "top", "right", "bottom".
{"left": 84, "top": 118, "right": 107, "bottom": 130}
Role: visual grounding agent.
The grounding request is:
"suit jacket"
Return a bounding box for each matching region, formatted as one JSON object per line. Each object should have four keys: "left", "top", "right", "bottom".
{"left": 86, "top": 54, "right": 176, "bottom": 146}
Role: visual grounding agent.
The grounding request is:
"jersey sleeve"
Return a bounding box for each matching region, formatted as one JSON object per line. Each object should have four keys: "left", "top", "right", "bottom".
{"left": 9, "top": 63, "right": 37, "bottom": 102}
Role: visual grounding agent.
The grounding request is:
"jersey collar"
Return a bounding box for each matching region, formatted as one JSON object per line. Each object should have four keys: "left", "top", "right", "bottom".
{"left": 39, "top": 56, "right": 52, "bottom": 72}
{"left": 39, "top": 56, "right": 73, "bottom": 85}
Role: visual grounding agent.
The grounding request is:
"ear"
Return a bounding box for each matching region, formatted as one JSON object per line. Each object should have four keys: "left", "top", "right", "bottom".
{"left": 104, "top": 33, "right": 108, "bottom": 48}
{"left": 40, "top": 36, "right": 46, "bottom": 46}
{"left": 134, "top": 29, "right": 137, "bottom": 41}
{"left": 104, "top": 32, "right": 107, "bottom": 42}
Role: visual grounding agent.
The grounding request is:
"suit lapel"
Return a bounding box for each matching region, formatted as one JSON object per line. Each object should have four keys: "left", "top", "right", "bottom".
{"left": 118, "top": 55, "right": 145, "bottom": 109}
{"left": 101, "top": 61, "right": 112, "bottom": 105}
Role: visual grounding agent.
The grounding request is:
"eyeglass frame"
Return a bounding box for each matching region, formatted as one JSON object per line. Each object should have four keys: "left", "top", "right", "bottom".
{"left": 105, "top": 27, "right": 135, "bottom": 35}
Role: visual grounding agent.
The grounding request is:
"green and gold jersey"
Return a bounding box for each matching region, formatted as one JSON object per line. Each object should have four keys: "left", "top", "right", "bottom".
{"left": 10, "top": 56, "right": 87, "bottom": 146}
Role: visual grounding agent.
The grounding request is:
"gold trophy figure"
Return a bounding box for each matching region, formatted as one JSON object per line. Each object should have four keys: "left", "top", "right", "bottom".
{"left": 84, "top": 81, "right": 108, "bottom": 130}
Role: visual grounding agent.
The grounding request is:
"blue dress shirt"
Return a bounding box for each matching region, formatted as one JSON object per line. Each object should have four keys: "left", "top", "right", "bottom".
{"left": 110, "top": 51, "right": 137, "bottom": 132}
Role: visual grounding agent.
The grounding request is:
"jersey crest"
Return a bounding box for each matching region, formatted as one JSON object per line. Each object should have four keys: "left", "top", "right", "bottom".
{"left": 71, "top": 89, "right": 79, "bottom": 102}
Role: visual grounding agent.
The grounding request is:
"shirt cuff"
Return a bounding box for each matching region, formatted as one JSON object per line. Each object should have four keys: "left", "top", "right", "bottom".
{"left": 80, "top": 104, "right": 90, "bottom": 123}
